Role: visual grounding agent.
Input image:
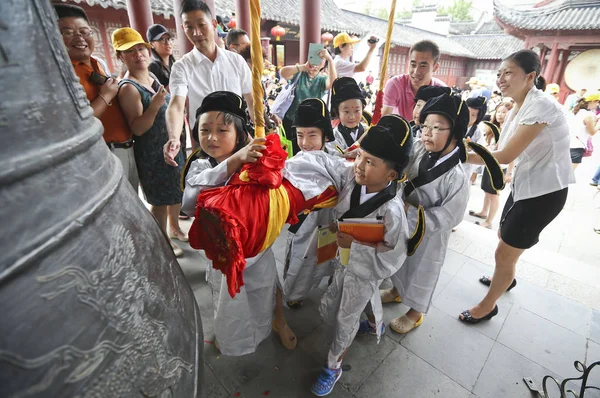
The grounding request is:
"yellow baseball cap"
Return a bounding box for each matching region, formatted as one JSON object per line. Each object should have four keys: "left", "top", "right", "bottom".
{"left": 112, "top": 27, "right": 151, "bottom": 51}
{"left": 333, "top": 32, "right": 360, "bottom": 49}
{"left": 545, "top": 83, "right": 560, "bottom": 94}
{"left": 584, "top": 91, "right": 600, "bottom": 102}
{"left": 466, "top": 77, "right": 478, "bottom": 85}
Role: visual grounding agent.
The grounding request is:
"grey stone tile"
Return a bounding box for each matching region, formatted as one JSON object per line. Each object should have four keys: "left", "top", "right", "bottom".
{"left": 201, "top": 365, "right": 231, "bottom": 397}
{"left": 447, "top": 232, "right": 473, "bottom": 254}
{"left": 443, "top": 249, "right": 469, "bottom": 276}
{"left": 335, "top": 335, "right": 399, "bottom": 394}
{"left": 233, "top": 349, "right": 355, "bottom": 398}
{"left": 400, "top": 307, "right": 495, "bottom": 390}
{"left": 497, "top": 307, "right": 588, "bottom": 379}
{"left": 355, "top": 344, "right": 471, "bottom": 398}
{"left": 432, "top": 276, "right": 513, "bottom": 340}
{"left": 203, "top": 332, "right": 295, "bottom": 393}
{"left": 284, "top": 287, "right": 327, "bottom": 342}
{"left": 432, "top": 271, "right": 454, "bottom": 300}
{"left": 473, "top": 342, "right": 561, "bottom": 398}
{"left": 462, "top": 242, "right": 496, "bottom": 267}
{"left": 453, "top": 257, "right": 495, "bottom": 287}
{"left": 591, "top": 310, "right": 600, "bottom": 345}
{"left": 299, "top": 323, "right": 335, "bottom": 366}
{"left": 546, "top": 273, "right": 600, "bottom": 311}
{"left": 514, "top": 260, "right": 551, "bottom": 288}
{"left": 510, "top": 279, "right": 592, "bottom": 338}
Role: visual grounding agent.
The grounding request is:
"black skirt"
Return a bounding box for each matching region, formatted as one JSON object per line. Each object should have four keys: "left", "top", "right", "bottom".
{"left": 500, "top": 188, "right": 568, "bottom": 249}
{"left": 480, "top": 168, "right": 507, "bottom": 195}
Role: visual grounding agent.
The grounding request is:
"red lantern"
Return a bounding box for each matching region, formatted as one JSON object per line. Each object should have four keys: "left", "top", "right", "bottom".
{"left": 321, "top": 32, "right": 334, "bottom": 45}
{"left": 271, "top": 25, "right": 285, "bottom": 41}
{"left": 228, "top": 17, "right": 236, "bottom": 29}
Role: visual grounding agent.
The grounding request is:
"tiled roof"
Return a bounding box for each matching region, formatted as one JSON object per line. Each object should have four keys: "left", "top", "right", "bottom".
{"left": 449, "top": 21, "right": 479, "bottom": 35}
{"left": 452, "top": 34, "right": 524, "bottom": 59}
{"left": 63, "top": 0, "right": 363, "bottom": 34}
{"left": 342, "top": 10, "right": 475, "bottom": 58}
{"left": 494, "top": 0, "right": 600, "bottom": 31}
{"left": 474, "top": 21, "right": 505, "bottom": 34}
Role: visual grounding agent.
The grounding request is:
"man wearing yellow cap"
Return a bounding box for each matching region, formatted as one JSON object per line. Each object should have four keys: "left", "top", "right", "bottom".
{"left": 545, "top": 83, "right": 561, "bottom": 103}
{"left": 333, "top": 32, "right": 378, "bottom": 78}
{"left": 54, "top": 4, "right": 139, "bottom": 190}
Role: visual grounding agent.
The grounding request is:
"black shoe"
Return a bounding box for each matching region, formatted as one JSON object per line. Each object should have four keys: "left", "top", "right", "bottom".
{"left": 459, "top": 305, "right": 498, "bottom": 324}
{"left": 479, "top": 276, "right": 517, "bottom": 292}
{"left": 591, "top": 182, "right": 599, "bottom": 187}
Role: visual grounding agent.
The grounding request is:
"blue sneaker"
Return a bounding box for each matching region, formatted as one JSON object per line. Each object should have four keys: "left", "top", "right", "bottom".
{"left": 357, "top": 319, "right": 385, "bottom": 336}
{"left": 311, "top": 365, "right": 342, "bottom": 396}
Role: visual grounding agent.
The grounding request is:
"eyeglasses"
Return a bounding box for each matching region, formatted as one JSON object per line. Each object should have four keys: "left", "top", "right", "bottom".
{"left": 156, "top": 37, "right": 175, "bottom": 44}
{"left": 61, "top": 28, "right": 93, "bottom": 38}
{"left": 421, "top": 125, "right": 451, "bottom": 134}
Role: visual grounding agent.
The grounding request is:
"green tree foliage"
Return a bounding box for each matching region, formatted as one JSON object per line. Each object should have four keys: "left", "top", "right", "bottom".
{"left": 446, "top": 0, "right": 473, "bottom": 21}
{"left": 376, "top": 6, "right": 389, "bottom": 20}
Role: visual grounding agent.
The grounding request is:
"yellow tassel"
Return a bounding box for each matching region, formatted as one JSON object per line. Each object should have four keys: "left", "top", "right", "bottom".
{"left": 398, "top": 172, "right": 407, "bottom": 183}
{"left": 239, "top": 170, "right": 251, "bottom": 182}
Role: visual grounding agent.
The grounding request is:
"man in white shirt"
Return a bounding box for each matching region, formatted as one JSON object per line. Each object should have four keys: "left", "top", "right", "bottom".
{"left": 332, "top": 32, "right": 377, "bottom": 79}
{"left": 163, "top": 0, "right": 254, "bottom": 166}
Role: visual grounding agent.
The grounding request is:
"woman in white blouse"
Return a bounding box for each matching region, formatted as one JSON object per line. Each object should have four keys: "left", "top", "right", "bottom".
{"left": 459, "top": 50, "right": 575, "bottom": 324}
{"left": 568, "top": 94, "right": 599, "bottom": 169}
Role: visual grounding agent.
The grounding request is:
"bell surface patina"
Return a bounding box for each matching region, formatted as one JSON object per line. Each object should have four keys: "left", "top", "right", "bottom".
{"left": 0, "top": 1, "right": 203, "bottom": 397}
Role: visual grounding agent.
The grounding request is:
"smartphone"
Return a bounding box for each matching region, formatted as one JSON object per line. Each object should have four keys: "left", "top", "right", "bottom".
{"left": 89, "top": 71, "right": 109, "bottom": 86}
{"left": 151, "top": 80, "right": 161, "bottom": 93}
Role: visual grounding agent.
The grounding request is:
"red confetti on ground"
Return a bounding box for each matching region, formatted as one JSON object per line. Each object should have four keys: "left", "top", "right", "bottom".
{"left": 204, "top": 340, "right": 214, "bottom": 344}
{"left": 234, "top": 393, "right": 241, "bottom": 397}
{"left": 263, "top": 391, "right": 270, "bottom": 396}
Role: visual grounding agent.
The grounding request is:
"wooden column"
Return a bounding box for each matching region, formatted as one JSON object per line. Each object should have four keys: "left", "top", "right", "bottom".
{"left": 235, "top": 0, "right": 251, "bottom": 34}
{"left": 555, "top": 49, "right": 570, "bottom": 101}
{"left": 543, "top": 42, "right": 560, "bottom": 82}
{"left": 300, "top": 0, "right": 321, "bottom": 64}
{"left": 126, "top": 0, "right": 153, "bottom": 37}
{"left": 540, "top": 46, "right": 548, "bottom": 71}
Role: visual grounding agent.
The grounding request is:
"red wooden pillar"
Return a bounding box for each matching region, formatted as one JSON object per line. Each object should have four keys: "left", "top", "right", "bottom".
{"left": 555, "top": 50, "right": 570, "bottom": 99}
{"left": 235, "top": 0, "right": 251, "bottom": 35}
{"left": 300, "top": 0, "right": 321, "bottom": 64}
{"left": 543, "top": 42, "right": 559, "bottom": 82}
{"left": 540, "top": 46, "right": 548, "bottom": 71}
{"left": 126, "top": 0, "right": 154, "bottom": 38}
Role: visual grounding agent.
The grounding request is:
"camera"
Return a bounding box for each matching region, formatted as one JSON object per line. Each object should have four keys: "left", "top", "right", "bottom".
{"left": 367, "top": 37, "right": 379, "bottom": 44}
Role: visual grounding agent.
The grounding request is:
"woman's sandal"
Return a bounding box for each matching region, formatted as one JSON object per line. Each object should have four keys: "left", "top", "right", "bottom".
{"left": 479, "top": 276, "right": 517, "bottom": 292}
{"left": 380, "top": 289, "right": 402, "bottom": 304}
{"left": 468, "top": 210, "right": 486, "bottom": 219}
{"left": 475, "top": 221, "right": 492, "bottom": 230}
{"left": 272, "top": 321, "right": 297, "bottom": 350}
{"left": 459, "top": 305, "right": 498, "bottom": 324}
{"left": 390, "top": 313, "right": 424, "bottom": 334}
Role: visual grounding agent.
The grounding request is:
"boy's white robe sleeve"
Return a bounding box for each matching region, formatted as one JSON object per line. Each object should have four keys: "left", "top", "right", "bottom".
{"left": 405, "top": 172, "right": 469, "bottom": 235}
{"left": 182, "top": 159, "right": 230, "bottom": 216}
{"left": 346, "top": 200, "right": 408, "bottom": 281}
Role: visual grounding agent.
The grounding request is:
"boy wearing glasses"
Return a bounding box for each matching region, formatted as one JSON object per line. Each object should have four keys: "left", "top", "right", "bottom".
{"left": 54, "top": 4, "right": 138, "bottom": 190}
{"left": 380, "top": 94, "right": 472, "bottom": 333}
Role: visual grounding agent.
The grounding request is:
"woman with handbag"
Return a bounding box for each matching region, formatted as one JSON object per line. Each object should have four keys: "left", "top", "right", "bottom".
{"left": 569, "top": 93, "right": 599, "bottom": 169}
{"left": 276, "top": 49, "right": 337, "bottom": 154}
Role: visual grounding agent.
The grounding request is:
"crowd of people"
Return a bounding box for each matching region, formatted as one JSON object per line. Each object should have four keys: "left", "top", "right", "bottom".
{"left": 54, "top": 0, "right": 597, "bottom": 395}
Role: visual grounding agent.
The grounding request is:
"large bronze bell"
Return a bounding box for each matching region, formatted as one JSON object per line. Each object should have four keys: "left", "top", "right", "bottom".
{"left": 0, "top": 1, "right": 203, "bottom": 396}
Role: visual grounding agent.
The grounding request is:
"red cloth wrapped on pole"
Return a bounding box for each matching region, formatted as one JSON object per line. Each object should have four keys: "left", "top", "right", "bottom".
{"left": 189, "top": 134, "right": 337, "bottom": 297}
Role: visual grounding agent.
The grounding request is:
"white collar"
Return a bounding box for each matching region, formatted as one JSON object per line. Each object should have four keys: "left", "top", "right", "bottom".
{"left": 431, "top": 146, "right": 459, "bottom": 170}
{"left": 191, "top": 45, "right": 221, "bottom": 65}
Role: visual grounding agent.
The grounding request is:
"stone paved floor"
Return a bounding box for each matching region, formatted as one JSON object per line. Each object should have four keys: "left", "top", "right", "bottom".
{"left": 165, "top": 154, "right": 600, "bottom": 397}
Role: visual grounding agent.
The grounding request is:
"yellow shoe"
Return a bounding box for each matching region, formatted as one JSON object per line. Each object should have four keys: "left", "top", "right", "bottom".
{"left": 380, "top": 288, "right": 402, "bottom": 304}
{"left": 390, "top": 313, "right": 424, "bottom": 334}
